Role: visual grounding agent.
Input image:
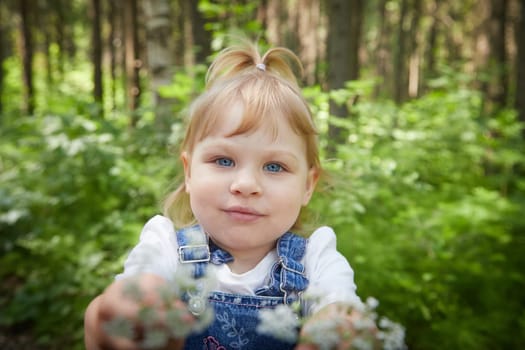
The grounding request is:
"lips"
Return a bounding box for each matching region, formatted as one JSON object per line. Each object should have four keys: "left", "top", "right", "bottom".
{"left": 223, "top": 206, "right": 264, "bottom": 222}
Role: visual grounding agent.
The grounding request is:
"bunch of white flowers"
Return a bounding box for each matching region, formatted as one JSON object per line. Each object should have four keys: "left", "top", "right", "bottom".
{"left": 257, "top": 294, "right": 407, "bottom": 350}
{"left": 103, "top": 264, "right": 218, "bottom": 349}
{"left": 257, "top": 303, "right": 301, "bottom": 344}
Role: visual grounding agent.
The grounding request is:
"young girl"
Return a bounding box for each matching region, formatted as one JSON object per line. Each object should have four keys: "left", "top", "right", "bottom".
{"left": 84, "top": 42, "right": 361, "bottom": 350}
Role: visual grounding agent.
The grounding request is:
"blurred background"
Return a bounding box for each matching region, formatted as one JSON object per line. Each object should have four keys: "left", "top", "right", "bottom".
{"left": 0, "top": 0, "right": 524, "bottom": 349}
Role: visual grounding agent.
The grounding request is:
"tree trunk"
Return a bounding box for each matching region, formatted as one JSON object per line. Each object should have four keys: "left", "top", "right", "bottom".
{"left": 424, "top": 0, "right": 439, "bottom": 87}
{"left": 189, "top": 0, "right": 211, "bottom": 64}
{"left": 373, "top": 0, "right": 389, "bottom": 98}
{"left": 265, "top": 0, "right": 286, "bottom": 45}
{"left": 295, "top": 0, "right": 323, "bottom": 85}
{"left": 123, "top": 0, "right": 141, "bottom": 118}
{"left": 348, "top": 0, "right": 363, "bottom": 82}
{"left": 445, "top": 3, "right": 463, "bottom": 64}
{"left": 143, "top": 0, "right": 176, "bottom": 132}
{"left": 326, "top": 0, "right": 363, "bottom": 156}
{"left": 181, "top": 0, "right": 195, "bottom": 69}
{"left": 108, "top": 0, "right": 119, "bottom": 111}
{"left": 36, "top": 0, "right": 53, "bottom": 88}
{"left": 19, "top": 0, "right": 35, "bottom": 115}
{"left": 407, "top": 0, "right": 422, "bottom": 98}
{"left": 393, "top": 0, "right": 408, "bottom": 104}
{"left": 516, "top": 0, "right": 525, "bottom": 136}
{"left": 91, "top": 0, "right": 103, "bottom": 107}
{"left": 54, "top": 0, "right": 76, "bottom": 65}
{"left": 0, "top": 2, "right": 6, "bottom": 116}
{"left": 478, "top": 0, "right": 509, "bottom": 114}
{"left": 487, "top": 0, "right": 509, "bottom": 108}
{"left": 171, "top": 0, "right": 185, "bottom": 67}
{"left": 54, "top": 0, "right": 66, "bottom": 76}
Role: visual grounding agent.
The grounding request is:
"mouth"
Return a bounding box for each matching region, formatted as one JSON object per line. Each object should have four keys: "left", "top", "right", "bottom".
{"left": 223, "top": 206, "right": 264, "bottom": 222}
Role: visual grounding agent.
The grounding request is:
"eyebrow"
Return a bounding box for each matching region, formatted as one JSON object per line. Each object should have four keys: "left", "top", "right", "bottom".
{"left": 200, "top": 138, "right": 301, "bottom": 162}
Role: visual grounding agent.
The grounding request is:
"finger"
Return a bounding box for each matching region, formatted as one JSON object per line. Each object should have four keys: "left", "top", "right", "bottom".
{"left": 97, "top": 323, "right": 142, "bottom": 350}
{"left": 144, "top": 298, "right": 196, "bottom": 328}
{"left": 166, "top": 337, "right": 186, "bottom": 350}
{"left": 295, "top": 343, "right": 318, "bottom": 350}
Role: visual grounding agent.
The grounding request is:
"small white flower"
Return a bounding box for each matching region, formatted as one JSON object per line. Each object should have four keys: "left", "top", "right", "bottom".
{"left": 301, "top": 318, "right": 341, "bottom": 350}
{"left": 352, "top": 315, "right": 376, "bottom": 331}
{"left": 165, "top": 308, "right": 193, "bottom": 338}
{"left": 103, "top": 317, "right": 134, "bottom": 339}
{"left": 379, "top": 317, "right": 394, "bottom": 329}
{"left": 348, "top": 298, "right": 367, "bottom": 314}
{"left": 141, "top": 329, "right": 169, "bottom": 349}
{"left": 378, "top": 317, "right": 407, "bottom": 350}
{"left": 257, "top": 304, "right": 300, "bottom": 343}
{"left": 172, "top": 264, "right": 218, "bottom": 298}
{"left": 365, "top": 296, "right": 379, "bottom": 310}
{"left": 352, "top": 336, "right": 374, "bottom": 350}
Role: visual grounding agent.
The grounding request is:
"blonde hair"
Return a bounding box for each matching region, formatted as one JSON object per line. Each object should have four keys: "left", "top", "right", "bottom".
{"left": 163, "top": 42, "right": 321, "bottom": 233}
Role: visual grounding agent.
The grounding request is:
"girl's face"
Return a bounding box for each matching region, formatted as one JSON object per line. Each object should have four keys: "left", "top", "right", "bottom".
{"left": 182, "top": 104, "right": 318, "bottom": 272}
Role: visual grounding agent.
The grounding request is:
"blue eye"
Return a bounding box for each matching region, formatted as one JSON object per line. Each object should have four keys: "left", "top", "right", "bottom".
{"left": 264, "top": 163, "right": 284, "bottom": 173}
{"left": 215, "top": 158, "right": 234, "bottom": 167}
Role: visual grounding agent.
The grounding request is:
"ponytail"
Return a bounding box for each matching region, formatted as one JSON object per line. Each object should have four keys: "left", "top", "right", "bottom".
{"left": 205, "top": 42, "right": 304, "bottom": 89}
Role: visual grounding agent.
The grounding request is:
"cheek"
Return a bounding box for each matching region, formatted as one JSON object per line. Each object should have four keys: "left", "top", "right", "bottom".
{"left": 187, "top": 174, "right": 223, "bottom": 205}
{"left": 188, "top": 186, "right": 211, "bottom": 219}
{"left": 186, "top": 163, "right": 210, "bottom": 192}
{"left": 273, "top": 184, "right": 306, "bottom": 209}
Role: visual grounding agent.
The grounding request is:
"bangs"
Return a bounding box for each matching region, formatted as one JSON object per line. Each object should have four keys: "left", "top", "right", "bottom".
{"left": 186, "top": 72, "right": 317, "bottom": 148}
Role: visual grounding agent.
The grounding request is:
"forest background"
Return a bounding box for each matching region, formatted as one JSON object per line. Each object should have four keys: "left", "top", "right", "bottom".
{"left": 0, "top": 0, "right": 524, "bottom": 349}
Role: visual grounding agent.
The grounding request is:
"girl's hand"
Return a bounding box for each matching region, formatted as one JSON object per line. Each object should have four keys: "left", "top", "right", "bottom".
{"left": 295, "top": 303, "right": 378, "bottom": 350}
{"left": 84, "top": 273, "right": 194, "bottom": 350}
{"left": 295, "top": 343, "right": 318, "bottom": 350}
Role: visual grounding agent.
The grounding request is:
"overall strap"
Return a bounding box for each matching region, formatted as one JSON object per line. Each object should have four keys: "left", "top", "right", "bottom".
{"left": 260, "top": 232, "right": 309, "bottom": 305}
{"left": 176, "top": 227, "right": 309, "bottom": 304}
{"left": 176, "top": 225, "right": 233, "bottom": 278}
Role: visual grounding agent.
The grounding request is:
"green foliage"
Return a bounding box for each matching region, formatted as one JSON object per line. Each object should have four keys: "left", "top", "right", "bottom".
{"left": 0, "top": 109, "right": 179, "bottom": 347}
{"left": 199, "top": 0, "right": 263, "bottom": 51}
{"left": 309, "top": 85, "right": 525, "bottom": 349}
{"left": 1, "top": 39, "right": 525, "bottom": 349}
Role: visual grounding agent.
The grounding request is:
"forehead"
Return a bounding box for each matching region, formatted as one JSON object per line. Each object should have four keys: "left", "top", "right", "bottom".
{"left": 184, "top": 73, "right": 317, "bottom": 159}
{"left": 195, "top": 103, "right": 308, "bottom": 162}
{"left": 204, "top": 101, "right": 290, "bottom": 140}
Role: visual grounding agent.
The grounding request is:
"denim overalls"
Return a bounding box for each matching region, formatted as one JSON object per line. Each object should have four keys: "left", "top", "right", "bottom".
{"left": 176, "top": 225, "right": 309, "bottom": 350}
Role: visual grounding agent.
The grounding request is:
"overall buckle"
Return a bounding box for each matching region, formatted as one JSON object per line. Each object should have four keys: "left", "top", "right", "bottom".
{"left": 178, "top": 244, "right": 211, "bottom": 263}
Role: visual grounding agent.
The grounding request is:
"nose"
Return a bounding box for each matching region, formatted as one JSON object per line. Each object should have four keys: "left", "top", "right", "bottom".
{"left": 230, "top": 168, "right": 262, "bottom": 196}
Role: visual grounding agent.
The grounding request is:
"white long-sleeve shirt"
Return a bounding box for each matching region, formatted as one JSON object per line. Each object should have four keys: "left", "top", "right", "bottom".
{"left": 116, "top": 215, "right": 359, "bottom": 314}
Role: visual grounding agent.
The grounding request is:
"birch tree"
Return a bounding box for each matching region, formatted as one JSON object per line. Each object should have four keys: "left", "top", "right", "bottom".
{"left": 143, "top": 0, "right": 175, "bottom": 131}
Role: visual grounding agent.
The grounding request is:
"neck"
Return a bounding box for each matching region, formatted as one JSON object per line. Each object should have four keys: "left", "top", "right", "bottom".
{"left": 220, "top": 243, "right": 276, "bottom": 274}
{"left": 227, "top": 254, "right": 264, "bottom": 274}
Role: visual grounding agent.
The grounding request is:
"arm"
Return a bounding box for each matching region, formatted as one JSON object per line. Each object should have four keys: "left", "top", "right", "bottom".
{"left": 84, "top": 274, "right": 190, "bottom": 350}
{"left": 84, "top": 295, "right": 105, "bottom": 350}
{"left": 302, "top": 226, "right": 358, "bottom": 315}
{"left": 84, "top": 216, "right": 189, "bottom": 349}
{"left": 298, "top": 302, "right": 380, "bottom": 350}
{"left": 295, "top": 227, "right": 376, "bottom": 349}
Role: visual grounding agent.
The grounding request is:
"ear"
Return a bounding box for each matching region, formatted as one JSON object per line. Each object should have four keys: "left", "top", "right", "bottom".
{"left": 302, "top": 167, "right": 320, "bottom": 206}
{"left": 181, "top": 152, "right": 191, "bottom": 193}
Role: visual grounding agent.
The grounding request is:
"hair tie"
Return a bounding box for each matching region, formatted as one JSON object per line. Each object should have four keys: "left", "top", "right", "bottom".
{"left": 255, "top": 63, "right": 266, "bottom": 72}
